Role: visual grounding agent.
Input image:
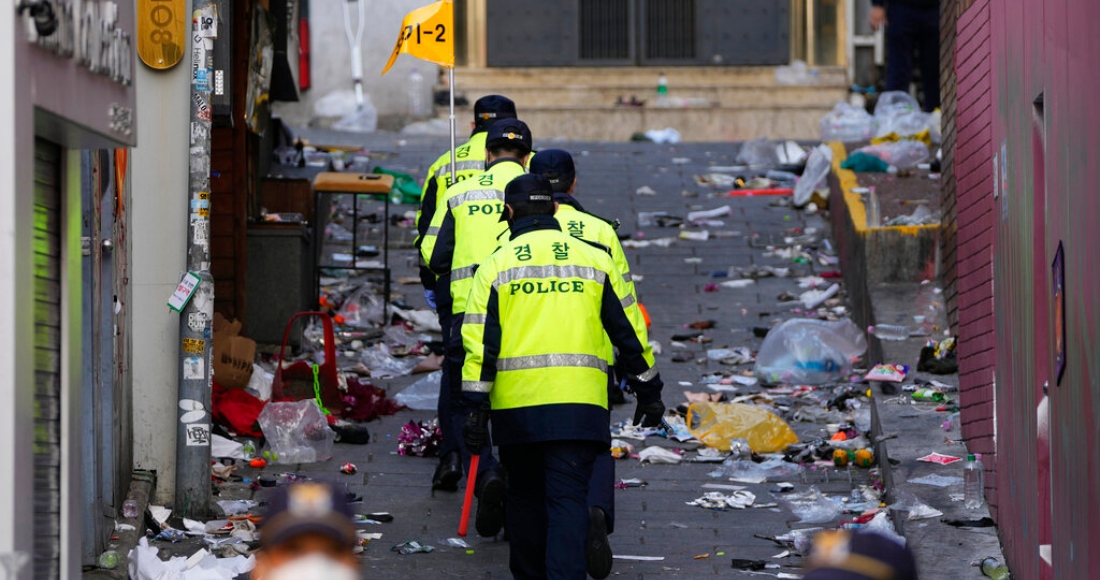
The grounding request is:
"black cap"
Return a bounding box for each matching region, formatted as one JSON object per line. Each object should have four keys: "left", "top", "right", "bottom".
{"left": 803, "top": 530, "right": 917, "bottom": 580}
{"left": 474, "top": 95, "right": 518, "bottom": 131}
{"left": 485, "top": 119, "right": 533, "bottom": 155}
{"left": 530, "top": 149, "right": 576, "bottom": 193}
{"left": 261, "top": 483, "right": 357, "bottom": 548}
{"left": 500, "top": 174, "right": 555, "bottom": 222}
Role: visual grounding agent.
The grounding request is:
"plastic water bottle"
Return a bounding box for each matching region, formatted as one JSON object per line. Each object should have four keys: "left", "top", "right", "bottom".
{"left": 980, "top": 557, "right": 1009, "bottom": 579}
{"left": 964, "top": 453, "right": 985, "bottom": 510}
{"left": 657, "top": 72, "right": 668, "bottom": 96}
{"left": 408, "top": 68, "right": 427, "bottom": 117}
{"left": 868, "top": 324, "right": 909, "bottom": 341}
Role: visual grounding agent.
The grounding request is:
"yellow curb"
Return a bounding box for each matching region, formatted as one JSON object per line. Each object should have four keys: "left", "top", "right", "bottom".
{"left": 828, "top": 141, "right": 939, "bottom": 237}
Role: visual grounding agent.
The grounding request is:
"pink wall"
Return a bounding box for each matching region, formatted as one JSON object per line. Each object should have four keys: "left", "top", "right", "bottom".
{"left": 955, "top": 0, "right": 1100, "bottom": 576}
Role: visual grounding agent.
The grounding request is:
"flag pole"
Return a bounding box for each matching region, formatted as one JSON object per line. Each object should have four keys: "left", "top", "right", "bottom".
{"left": 448, "top": 66, "right": 456, "bottom": 181}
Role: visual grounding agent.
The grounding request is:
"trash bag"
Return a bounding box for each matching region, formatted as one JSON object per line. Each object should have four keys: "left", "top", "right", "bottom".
{"left": 873, "top": 91, "right": 931, "bottom": 143}
{"left": 711, "top": 457, "right": 803, "bottom": 483}
{"left": 784, "top": 486, "right": 842, "bottom": 524}
{"left": 819, "top": 102, "right": 876, "bottom": 143}
{"left": 686, "top": 403, "right": 799, "bottom": 453}
{"left": 793, "top": 144, "right": 833, "bottom": 207}
{"left": 856, "top": 141, "right": 929, "bottom": 170}
{"left": 736, "top": 137, "right": 779, "bottom": 166}
{"left": 256, "top": 400, "right": 336, "bottom": 464}
{"left": 373, "top": 166, "right": 424, "bottom": 205}
{"left": 338, "top": 286, "right": 385, "bottom": 328}
{"left": 394, "top": 371, "right": 441, "bottom": 410}
{"left": 873, "top": 91, "right": 920, "bottom": 118}
{"left": 360, "top": 346, "right": 421, "bottom": 378}
{"left": 754, "top": 319, "right": 868, "bottom": 385}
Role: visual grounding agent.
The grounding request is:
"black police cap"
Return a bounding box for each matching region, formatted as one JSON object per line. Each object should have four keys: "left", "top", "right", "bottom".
{"left": 485, "top": 119, "right": 532, "bottom": 154}
{"left": 500, "top": 174, "right": 554, "bottom": 222}
{"left": 530, "top": 149, "right": 576, "bottom": 193}
{"left": 474, "top": 95, "right": 518, "bottom": 129}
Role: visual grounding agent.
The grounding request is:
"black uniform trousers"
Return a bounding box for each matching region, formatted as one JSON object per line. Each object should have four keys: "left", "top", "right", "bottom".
{"left": 884, "top": 2, "right": 941, "bottom": 111}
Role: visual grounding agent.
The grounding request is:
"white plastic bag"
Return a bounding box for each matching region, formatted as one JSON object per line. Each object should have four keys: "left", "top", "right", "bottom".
{"left": 360, "top": 346, "right": 421, "bottom": 378}
{"left": 256, "top": 400, "right": 335, "bottom": 464}
{"left": 856, "top": 141, "right": 930, "bottom": 170}
{"left": 873, "top": 91, "right": 920, "bottom": 118}
{"left": 338, "top": 287, "right": 385, "bottom": 328}
{"left": 819, "top": 102, "right": 876, "bottom": 142}
{"left": 784, "top": 486, "right": 842, "bottom": 524}
{"left": 736, "top": 137, "right": 779, "bottom": 166}
{"left": 793, "top": 144, "right": 834, "bottom": 207}
{"left": 315, "top": 89, "right": 378, "bottom": 133}
{"left": 754, "top": 319, "right": 868, "bottom": 385}
{"left": 395, "top": 371, "right": 442, "bottom": 410}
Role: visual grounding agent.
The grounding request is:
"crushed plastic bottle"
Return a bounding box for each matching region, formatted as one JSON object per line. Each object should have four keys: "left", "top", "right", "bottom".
{"left": 97, "top": 550, "right": 119, "bottom": 569}
{"left": 965, "top": 453, "right": 985, "bottom": 510}
{"left": 980, "top": 557, "right": 1009, "bottom": 579}
{"left": 241, "top": 439, "right": 257, "bottom": 460}
{"left": 868, "top": 324, "right": 910, "bottom": 341}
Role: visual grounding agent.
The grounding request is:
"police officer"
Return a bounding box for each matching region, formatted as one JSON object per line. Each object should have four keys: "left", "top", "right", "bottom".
{"left": 420, "top": 118, "right": 534, "bottom": 536}
{"left": 415, "top": 95, "right": 517, "bottom": 492}
{"left": 529, "top": 149, "right": 636, "bottom": 578}
{"left": 460, "top": 174, "right": 664, "bottom": 580}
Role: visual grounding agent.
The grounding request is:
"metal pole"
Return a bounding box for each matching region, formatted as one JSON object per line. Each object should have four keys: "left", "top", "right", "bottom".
{"left": 176, "top": 2, "right": 218, "bottom": 518}
{"left": 449, "top": 67, "right": 457, "bottom": 179}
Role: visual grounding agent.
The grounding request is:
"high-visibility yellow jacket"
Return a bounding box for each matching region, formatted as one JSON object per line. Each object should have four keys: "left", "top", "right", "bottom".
{"left": 461, "top": 215, "right": 658, "bottom": 445}
{"left": 421, "top": 158, "right": 526, "bottom": 315}
{"left": 415, "top": 131, "right": 488, "bottom": 249}
{"left": 554, "top": 198, "right": 635, "bottom": 297}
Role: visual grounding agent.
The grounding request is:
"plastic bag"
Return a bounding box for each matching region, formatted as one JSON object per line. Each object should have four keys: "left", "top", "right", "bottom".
{"left": 129, "top": 538, "right": 255, "bottom": 580}
{"left": 256, "top": 400, "right": 335, "bottom": 464}
{"left": 754, "top": 319, "right": 868, "bottom": 385}
{"left": 645, "top": 128, "right": 682, "bottom": 144}
{"left": 736, "top": 137, "right": 779, "bottom": 166}
{"left": 793, "top": 144, "right": 833, "bottom": 207}
{"left": 313, "top": 90, "right": 378, "bottom": 134}
{"left": 855, "top": 141, "right": 929, "bottom": 170}
{"left": 372, "top": 166, "right": 423, "bottom": 205}
{"left": 775, "top": 60, "right": 819, "bottom": 85}
{"left": 711, "top": 457, "right": 803, "bottom": 484}
{"left": 820, "top": 102, "right": 876, "bottom": 143}
{"left": 338, "top": 287, "right": 385, "bottom": 328}
{"left": 873, "top": 91, "right": 920, "bottom": 118}
{"left": 246, "top": 363, "right": 273, "bottom": 402}
{"left": 394, "top": 371, "right": 441, "bottom": 410}
{"left": 360, "top": 346, "right": 421, "bottom": 378}
{"left": 784, "top": 486, "right": 842, "bottom": 524}
{"left": 687, "top": 403, "right": 799, "bottom": 453}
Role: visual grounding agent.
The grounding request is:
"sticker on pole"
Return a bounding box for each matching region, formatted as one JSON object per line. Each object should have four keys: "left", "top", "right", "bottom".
{"left": 183, "top": 356, "right": 205, "bottom": 380}
{"left": 168, "top": 271, "right": 201, "bottom": 312}
{"left": 185, "top": 423, "right": 211, "bottom": 446}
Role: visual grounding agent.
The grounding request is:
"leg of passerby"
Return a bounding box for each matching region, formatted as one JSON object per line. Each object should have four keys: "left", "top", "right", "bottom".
{"left": 432, "top": 291, "right": 462, "bottom": 491}
{"left": 884, "top": 3, "right": 916, "bottom": 94}
{"left": 586, "top": 448, "right": 615, "bottom": 579}
{"left": 545, "top": 441, "right": 601, "bottom": 580}
{"left": 500, "top": 444, "right": 549, "bottom": 580}
{"left": 916, "top": 6, "right": 941, "bottom": 111}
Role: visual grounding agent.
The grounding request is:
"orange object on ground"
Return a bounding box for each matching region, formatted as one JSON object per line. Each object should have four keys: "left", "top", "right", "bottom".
{"left": 725, "top": 188, "right": 794, "bottom": 197}
{"left": 831, "top": 431, "right": 848, "bottom": 441}
{"left": 833, "top": 449, "right": 850, "bottom": 467}
{"left": 854, "top": 448, "right": 874, "bottom": 468}
{"left": 249, "top": 458, "right": 267, "bottom": 469}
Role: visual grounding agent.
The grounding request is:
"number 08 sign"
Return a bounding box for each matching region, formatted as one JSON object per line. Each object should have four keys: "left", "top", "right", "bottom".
{"left": 137, "top": 0, "right": 186, "bottom": 69}
{"left": 381, "top": 0, "right": 454, "bottom": 75}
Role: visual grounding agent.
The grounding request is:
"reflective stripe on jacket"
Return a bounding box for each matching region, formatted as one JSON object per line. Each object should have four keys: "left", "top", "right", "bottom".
{"left": 461, "top": 215, "right": 656, "bottom": 445}
{"left": 415, "top": 132, "right": 488, "bottom": 248}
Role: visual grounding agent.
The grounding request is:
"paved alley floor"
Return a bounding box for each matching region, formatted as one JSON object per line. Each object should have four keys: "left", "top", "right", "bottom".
{"left": 224, "top": 134, "right": 878, "bottom": 578}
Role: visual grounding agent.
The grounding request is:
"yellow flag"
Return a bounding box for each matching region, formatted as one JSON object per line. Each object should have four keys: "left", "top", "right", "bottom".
{"left": 381, "top": 0, "right": 454, "bottom": 75}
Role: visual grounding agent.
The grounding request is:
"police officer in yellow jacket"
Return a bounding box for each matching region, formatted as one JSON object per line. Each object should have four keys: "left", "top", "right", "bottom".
{"left": 529, "top": 149, "right": 636, "bottom": 578}
{"left": 461, "top": 174, "right": 664, "bottom": 580}
{"left": 415, "top": 96, "right": 518, "bottom": 493}
{"left": 420, "top": 119, "right": 533, "bottom": 532}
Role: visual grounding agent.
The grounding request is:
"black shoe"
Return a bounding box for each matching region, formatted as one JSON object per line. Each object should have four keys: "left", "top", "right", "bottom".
{"left": 608, "top": 387, "right": 626, "bottom": 406}
{"left": 432, "top": 451, "right": 462, "bottom": 492}
{"left": 587, "top": 506, "right": 613, "bottom": 579}
{"left": 475, "top": 471, "right": 506, "bottom": 537}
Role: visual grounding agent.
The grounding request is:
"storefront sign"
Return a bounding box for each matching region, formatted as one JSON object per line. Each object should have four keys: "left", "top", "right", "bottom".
{"left": 24, "top": 0, "right": 133, "bottom": 86}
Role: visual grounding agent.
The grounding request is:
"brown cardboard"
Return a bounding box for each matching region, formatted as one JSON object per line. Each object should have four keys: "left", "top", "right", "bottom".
{"left": 213, "top": 313, "right": 256, "bottom": 389}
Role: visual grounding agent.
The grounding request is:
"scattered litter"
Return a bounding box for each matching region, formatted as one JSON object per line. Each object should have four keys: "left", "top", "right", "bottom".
{"left": 917, "top": 452, "right": 962, "bottom": 465}
{"left": 712, "top": 458, "right": 803, "bottom": 484}
{"left": 679, "top": 230, "right": 710, "bottom": 242}
{"left": 394, "top": 371, "right": 442, "bottom": 410}
{"left": 687, "top": 403, "right": 798, "bottom": 453}
{"left": 889, "top": 494, "right": 944, "bottom": 520}
{"left": 820, "top": 102, "right": 876, "bottom": 142}
{"left": 397, "top": 419, "right": 442, "bottom": 457}
{"left": 211, "top": 434, "right": 244, "bottom": 459}
{"left": 256, "top": 400, "right": 336, "bottom": 464}
{"left": 445, "top": 538, "right": 471, "bottom": 549}
{"left": 687, "top": 206, "right": 732, "bottom": 223}
{"left": 645, "top": 128, "right": 682, "bottom": 144}
{"left": 856, "top": 141, "right": 929, "bottom": 171}
{"left": 636, "top": 185, "right": 657, "bottom": 195}
{"left": 754, "top": 318, "right": 867, "bottom": 385}
{"left": 784, "top": 486, "right": 842, "bottom": 524}
{"left": 799, "top": 283, "right": 841, "bottom": 309}
{"left": 664, "top": 415, "right": 699, "bottom": 442}
{"left": 149, "top": 506, "right": 172, "bottom": 526}
{"left": 908, "top": 474, "right": 964, "bottom": 488}
{"left": 128, "top": 538, "right": 254, "bottom": 580}
{"left": 216, "top": 500, "right": 256, "bottom": 516}
{"left": 340, "top": 462, "right": 358, "bottom": 475}
{"left": 611, "top": 439, "right": 635, "bottom": 459}
{"left": 391, "top": 541, "right": 435, "bottom": 555}
{"left": 864, "top": 363, "right": 910, "bottom": 382}
{"left": 618, "top": 478, "right": 648, "bottom": 488}
{"left": 707, "top": 347, "right": 754, "bottom": 365}
{"left": 612, "top": 422, "right": 662, "bottom": 440}
{"left": 774, "top": 60, "right": 820, "bottom": 86}
{"left": 639, "top": 446, "right": 683, "bottom": 464}
{"left": 793, "top": 144, "right": 833, "bottom": 207}
{"left": 736, "top": 137, "right": 780, "bottom": 166}
{"left": 687, "top": 490, "right": 756, "bottom": 510}
{"left": 772, "top": 550, "right": 791, "bottom": 559}
{"left": 360, "top": 346, "right": 421, "bottom": 378}
{"left": 887, "top": 204, "right": 940, "bottom": 226}
{"left": 721, "top": 279, "right": 756, "bottom": 289}
{"left": 613, "top": 555, "right": 666, "bottom": 561}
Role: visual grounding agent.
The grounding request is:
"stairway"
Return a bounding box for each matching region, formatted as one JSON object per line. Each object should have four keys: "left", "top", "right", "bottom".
{"left": 446, "top": 66, "right": 848, "bottom": 142}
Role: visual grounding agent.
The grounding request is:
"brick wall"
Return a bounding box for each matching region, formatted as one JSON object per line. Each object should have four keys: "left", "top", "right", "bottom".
{"left": 951, "top": 0, "right": 996, "bottom": 514}
{"left": 940, "top": 0, "right": 958, "bottom": 332}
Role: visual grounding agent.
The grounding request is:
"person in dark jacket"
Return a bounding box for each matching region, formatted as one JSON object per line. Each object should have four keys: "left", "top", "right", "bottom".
{"left": 870, "top": 0, "right": 940, "bottom": 111}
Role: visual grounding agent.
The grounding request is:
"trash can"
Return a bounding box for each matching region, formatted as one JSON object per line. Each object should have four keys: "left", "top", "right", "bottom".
{"left": 246, "top": 224, "right": 315, "bottom": 345}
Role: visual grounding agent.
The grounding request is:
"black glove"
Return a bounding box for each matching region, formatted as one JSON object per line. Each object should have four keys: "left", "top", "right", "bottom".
{"left": 463, "top": 405, "right": 490, "bottom": 451}
{"left": 633, "top": 399, "right": 665, "bottom": 428}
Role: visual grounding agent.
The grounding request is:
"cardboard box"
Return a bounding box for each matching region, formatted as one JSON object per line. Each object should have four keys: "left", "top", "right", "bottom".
{"left": 213, "top": 313, "right": 256, "bottom": 390}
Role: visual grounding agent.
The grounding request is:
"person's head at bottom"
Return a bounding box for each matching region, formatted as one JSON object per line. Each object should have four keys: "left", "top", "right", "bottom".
{"left": 803, "top": 530, "right": 917, "bottom": 580}
{"left": 252, "top": 482, "right": 360, "bottom": 580}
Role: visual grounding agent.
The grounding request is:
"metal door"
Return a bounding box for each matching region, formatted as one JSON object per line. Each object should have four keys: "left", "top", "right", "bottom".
{"left": 33, "top": 138, "right": 63, "bottom": 580}
{"left": 79, "top": 151, "right": 120, "bottom": 564}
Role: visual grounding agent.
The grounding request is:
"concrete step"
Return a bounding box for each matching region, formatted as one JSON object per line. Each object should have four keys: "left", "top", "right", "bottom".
{"left": 453, "top": 84, "right": 844, "bottom": 108}
{"left": 455, "top": 104, "right": 833, "bottom": 141}
{"left": 454, "top": 65, "right": 848, "bottom": 87}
